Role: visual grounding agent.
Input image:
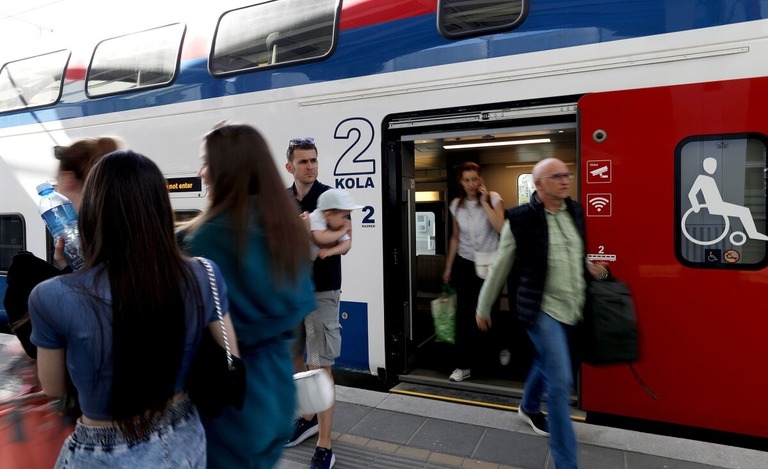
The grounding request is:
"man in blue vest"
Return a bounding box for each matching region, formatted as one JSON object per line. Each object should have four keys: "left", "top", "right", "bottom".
{"left": 475, "top": 158, "right": 608, "bottom": 469}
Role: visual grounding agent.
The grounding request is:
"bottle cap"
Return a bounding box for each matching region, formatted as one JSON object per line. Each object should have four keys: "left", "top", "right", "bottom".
{"left": 36, "top": 181, "right": 54, "bottom": 194}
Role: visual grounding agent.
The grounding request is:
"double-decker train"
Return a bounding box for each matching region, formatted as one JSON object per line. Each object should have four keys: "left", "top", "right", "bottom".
{"left": 2, "top": 0, "right": 768, "bottom": 442}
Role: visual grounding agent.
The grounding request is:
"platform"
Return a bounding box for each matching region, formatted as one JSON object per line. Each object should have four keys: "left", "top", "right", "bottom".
{"left": 279, "top": 385, "right": 767, "bottom": 469}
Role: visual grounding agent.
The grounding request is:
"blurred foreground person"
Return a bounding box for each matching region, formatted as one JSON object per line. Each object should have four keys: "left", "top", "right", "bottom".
{"left": 182, "top": 123, "right": 315, "bottom": 469}
{"left": 29, "top": 150, "right": 237, "bottom": 468}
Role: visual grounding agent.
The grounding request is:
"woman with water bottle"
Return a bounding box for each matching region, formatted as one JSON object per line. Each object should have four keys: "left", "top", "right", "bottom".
{"left": 3, "top": 137, "right": 122, "bottom": 359}
{"left": 28, "top": 150, "right": 238, "bottom": 467}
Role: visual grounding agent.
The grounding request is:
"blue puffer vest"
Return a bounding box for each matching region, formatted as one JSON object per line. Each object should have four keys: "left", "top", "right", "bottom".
{"left": 505, "top": 192, "right": 586, "bottom": 326}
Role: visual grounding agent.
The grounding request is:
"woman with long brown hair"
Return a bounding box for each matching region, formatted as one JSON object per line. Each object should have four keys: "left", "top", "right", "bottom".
{"left": 29, "top": 150, "right": 237, "bottom": 467}
{"left": 182, "top": 123, "right": 315, "bottom": 468}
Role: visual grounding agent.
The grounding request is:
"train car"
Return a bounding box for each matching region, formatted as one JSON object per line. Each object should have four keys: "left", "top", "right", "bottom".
{"left": 1, "top": 0, "right": 768, "bottom": 441}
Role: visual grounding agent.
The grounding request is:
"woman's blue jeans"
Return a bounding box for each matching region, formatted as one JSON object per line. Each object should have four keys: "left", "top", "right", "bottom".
{"left": 521, "top": 312, "right": 578, "bottom": 469}
{"left": 54, "top": 397, "right": 205, "bottom": 468}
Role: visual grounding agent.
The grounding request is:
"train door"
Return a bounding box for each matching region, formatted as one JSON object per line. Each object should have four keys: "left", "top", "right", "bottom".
{"left": 381, "top": 98, "right": 580, "bottom": 394}
{"left": 578, "top": 77, "right": 768, "bottom": 438}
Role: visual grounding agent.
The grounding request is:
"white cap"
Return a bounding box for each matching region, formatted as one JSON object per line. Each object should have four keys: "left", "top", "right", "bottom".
{"left": 317, "top": 189, "right": 363, "bottom": 211}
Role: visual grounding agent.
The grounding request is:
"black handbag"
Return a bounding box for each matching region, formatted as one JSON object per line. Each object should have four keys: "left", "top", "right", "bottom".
{"left": 582, "top": 278, "right": 658, "bottom": 399}
{"left": 582, "top": 278, "right": 638, "bottom": 365}
{"left": 187, "top": 257, "right": 246, "bottom": 419}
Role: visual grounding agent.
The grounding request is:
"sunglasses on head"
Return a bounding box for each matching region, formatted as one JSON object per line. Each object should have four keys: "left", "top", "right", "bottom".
{"left": 289, "top": 137, "right": 315, "bottom": 147}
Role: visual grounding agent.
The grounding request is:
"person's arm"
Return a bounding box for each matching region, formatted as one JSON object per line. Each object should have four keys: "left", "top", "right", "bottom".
{"left": 688, "top": 177, "right": 703, "bottom": 213}
{"left": 53, "top": 238, "right": 75, "bottom": 271}
{"left": 317, "top": 239, "right": 351, "bottom": 258}
{"left": 312, "top": 222, "right": 351, "bottom": 247}
{"left": 37, "top": 347, "right": 67, "bottom": 396}
{"left": 442, "top": 214, "right": 459, "bottom": 284}
{"left": 480, "top": 189, "right": 505, "bottom": 233}
{"left": 476, "top": 220, "right": 516, "bottom": 331}
{"left": 300, "top": 211, "right": 311, "bottom": 233}
{"left": 208, "top": 313, "right": 240, "bottom": 358}
{"left": 586, "top": 260, "right": 610, "bottom": 280}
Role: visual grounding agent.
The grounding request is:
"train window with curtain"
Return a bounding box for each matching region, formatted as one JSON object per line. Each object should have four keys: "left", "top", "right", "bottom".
{"left": 438, "top": 0, "right": 529, "bottom": 39}
{"left": 86, "top": 23, "right": 186, "bottom": 98}
{"left": 210, "top": 0, "right": 341, "bottom": 76}
{"left": 0, "top": 214, "right": 25, "bottom": 272}
{"left": 0, "top": 50, "right": 69, "bottom": 114}
{"left": 676, "top": 133, "right": 768, "bottom": 269}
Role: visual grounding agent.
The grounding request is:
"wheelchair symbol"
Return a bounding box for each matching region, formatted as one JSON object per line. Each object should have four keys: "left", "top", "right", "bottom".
{"left": 681, "top": 204, "right": 747, "bottom": 246}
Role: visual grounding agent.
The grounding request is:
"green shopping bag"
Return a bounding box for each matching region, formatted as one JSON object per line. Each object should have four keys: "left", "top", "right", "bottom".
{"left": 431, "top": 284, "right": 456, "bottom": 344}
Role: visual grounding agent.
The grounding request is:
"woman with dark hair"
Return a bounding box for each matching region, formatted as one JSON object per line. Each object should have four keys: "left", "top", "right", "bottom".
{"left": 28, "top": 150, "right": 238, "bottom": 467}
{"left": 182, "top": 123, "right": 315, "bottom": 469}
{"left": 442, "top": 161, "right": 505, "bottom": 382}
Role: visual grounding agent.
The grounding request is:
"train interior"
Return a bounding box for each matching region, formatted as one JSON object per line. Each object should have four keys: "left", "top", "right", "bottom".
{"left": 384, "top": 102, "right": 581, "bottom": 405}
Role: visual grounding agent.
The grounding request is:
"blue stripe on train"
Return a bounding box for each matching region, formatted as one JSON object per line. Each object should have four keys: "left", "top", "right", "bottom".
{"left": 1, "top": 0, "right": 764, "bottom": 127}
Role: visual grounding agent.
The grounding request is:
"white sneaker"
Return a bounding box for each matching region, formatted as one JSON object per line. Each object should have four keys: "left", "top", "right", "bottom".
{"left": 449, "top": 368, "right": 471, "bottom": 382}
{"left": 499, "top": 349, "right": 511, "bottom": 366}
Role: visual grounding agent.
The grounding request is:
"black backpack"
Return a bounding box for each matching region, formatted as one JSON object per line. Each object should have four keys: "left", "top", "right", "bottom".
{"left": 582, "top": 278, "right": 638, "bottom": 365}
{"left": 582, "top": 278, "right": 658, "bottom": 400}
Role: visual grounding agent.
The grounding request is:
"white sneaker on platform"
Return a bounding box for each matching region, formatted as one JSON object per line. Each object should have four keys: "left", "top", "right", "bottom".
{"left": 499, "top": 349, "right": 511, "bottom": 366}
{"left": 449, "top": 368, "right": 471, "bottom": 382}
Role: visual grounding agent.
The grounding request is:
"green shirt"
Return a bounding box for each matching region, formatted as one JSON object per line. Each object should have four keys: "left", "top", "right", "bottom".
{"left": 476, "top": 203, "right": 586, "bottom": 325}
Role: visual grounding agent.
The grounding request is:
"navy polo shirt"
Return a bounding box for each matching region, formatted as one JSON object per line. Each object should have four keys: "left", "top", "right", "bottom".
{"left": 288, "top": 180, "right": 342, "bottom": 292}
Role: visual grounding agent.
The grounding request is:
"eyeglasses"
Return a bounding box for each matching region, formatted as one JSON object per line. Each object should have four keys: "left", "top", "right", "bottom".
{"left": 289, "top": 137, "right": 315, "bottom": 147}
{"left": 544, "top": 173, "right": 574, "bottom": 181}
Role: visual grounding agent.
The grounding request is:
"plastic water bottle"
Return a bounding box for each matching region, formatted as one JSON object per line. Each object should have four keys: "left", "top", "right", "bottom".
{"left": 36, "top": 182, "right": 85, "bottom": 271}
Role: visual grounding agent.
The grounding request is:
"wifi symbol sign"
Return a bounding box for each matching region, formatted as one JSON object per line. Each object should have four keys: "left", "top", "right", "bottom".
{"left": 590, "top": 197, "right": 609, "bottom": 211}
{"left": 587, "top": 194, "right": 611, "bottom": 217}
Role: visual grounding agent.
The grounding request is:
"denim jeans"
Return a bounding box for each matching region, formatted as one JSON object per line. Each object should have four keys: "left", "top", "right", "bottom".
{"left": 521, "top": 312, "right": 577, "bottom": 469}
{"left": 54, "top": 397, "right": 205, "bottom": 468}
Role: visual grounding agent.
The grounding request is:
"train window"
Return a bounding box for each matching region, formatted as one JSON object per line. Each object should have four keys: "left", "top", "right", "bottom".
{"left": 518, "top": 173, "right": 533, "bottom": 205}
{"left": 0, "top": 50, "right": 69, "bottom": 114}
{"left": 0, "top": 214, "right": 25, "bottom": 272}
{"left": 86, "top": 23, "right": 186, "bottom": 98}
{"left": 210, "top": 0, "right": 341, "bottom": 76}
{"left": 438, "top": 0, "right": 529, "bottom": 39}
{"left": 676, "top": 134, "right": 768, "bottom": 269}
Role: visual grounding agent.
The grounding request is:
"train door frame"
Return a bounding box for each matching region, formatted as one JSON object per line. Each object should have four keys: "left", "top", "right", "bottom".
{"left": 380, "top": 96, "right": 581, "bottom": 384}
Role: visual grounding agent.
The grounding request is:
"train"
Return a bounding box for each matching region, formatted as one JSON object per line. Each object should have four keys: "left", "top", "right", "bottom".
{"left": 2, "top": 0, "right": 768, "bottom": 441}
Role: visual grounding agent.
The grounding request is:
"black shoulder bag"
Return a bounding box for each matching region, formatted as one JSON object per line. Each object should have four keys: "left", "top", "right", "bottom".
{"left": 187, "top": 257, "right": 246, "bottom": 418}
{"left": 582, "top": 278, "right": 638, "bottom": 365}
{"left": 583, "top": 278, "right": 657, "bottom": 400}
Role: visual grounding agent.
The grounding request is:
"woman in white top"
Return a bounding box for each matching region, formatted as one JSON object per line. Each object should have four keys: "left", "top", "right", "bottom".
{"left": 442, "top": 162, "right": 505, "bottom": 382}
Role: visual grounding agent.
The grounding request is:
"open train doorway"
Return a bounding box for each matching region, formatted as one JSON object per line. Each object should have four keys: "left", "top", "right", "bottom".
{"left": 381, "top": 98, "right": 580, "bottom": 400}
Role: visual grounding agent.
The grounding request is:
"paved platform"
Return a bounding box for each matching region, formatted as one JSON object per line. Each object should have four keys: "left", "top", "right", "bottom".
{"left": 280, "top": 385, "right": 767, "bottom": 469}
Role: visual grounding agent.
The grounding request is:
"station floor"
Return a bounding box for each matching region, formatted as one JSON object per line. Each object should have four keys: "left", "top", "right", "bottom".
{"left": 279, "top": 385, "right": 767, "bottom": 469}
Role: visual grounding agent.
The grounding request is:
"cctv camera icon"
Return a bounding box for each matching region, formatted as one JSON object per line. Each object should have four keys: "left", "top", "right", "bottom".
{"left": 590, "top": 166, "right": 608, "bottom": 178}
